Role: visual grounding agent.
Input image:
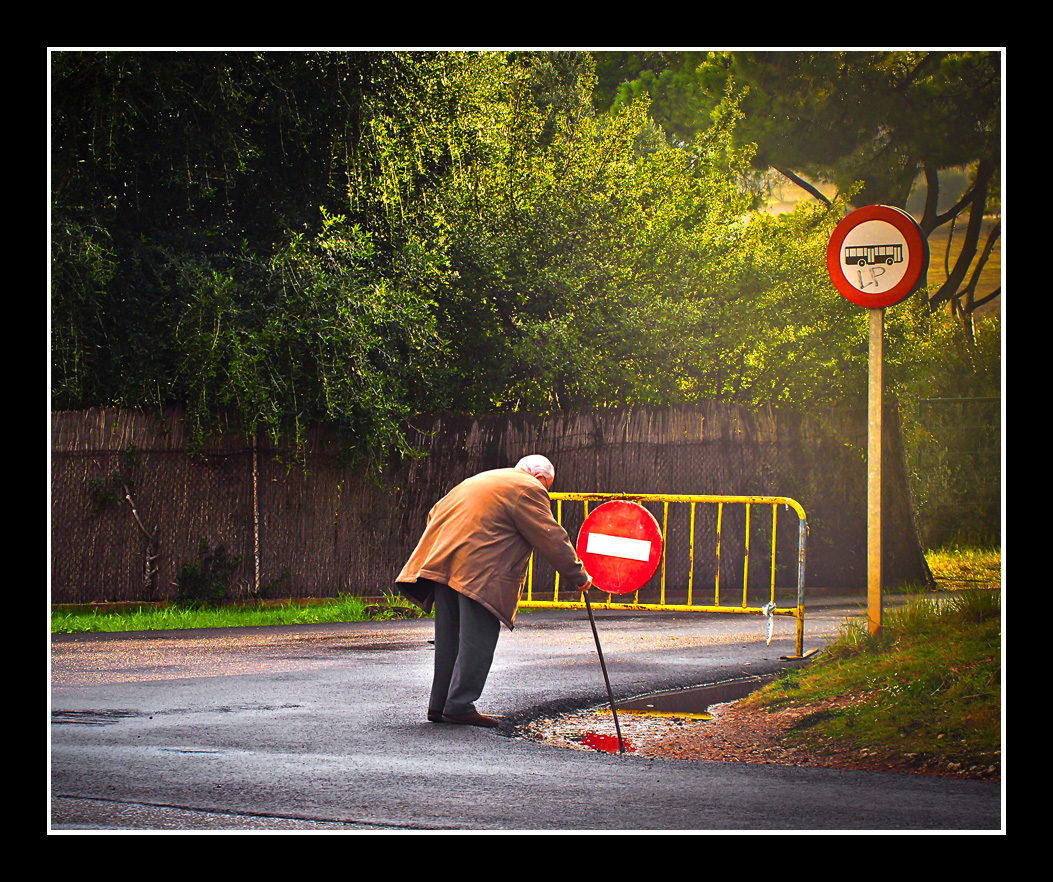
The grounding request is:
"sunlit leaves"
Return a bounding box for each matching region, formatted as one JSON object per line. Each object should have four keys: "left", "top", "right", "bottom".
{"left": 53, "top": 50, "right": 965, "bottom": 467}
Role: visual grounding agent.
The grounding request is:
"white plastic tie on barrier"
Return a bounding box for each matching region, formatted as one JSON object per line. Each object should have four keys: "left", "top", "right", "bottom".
{"left": 762, "top": 601, "right": 776, "bottom": 645}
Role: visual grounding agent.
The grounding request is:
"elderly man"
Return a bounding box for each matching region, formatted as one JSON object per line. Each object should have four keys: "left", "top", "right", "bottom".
{"left": 396, "top": 455, "right": 593, "bottom": 728}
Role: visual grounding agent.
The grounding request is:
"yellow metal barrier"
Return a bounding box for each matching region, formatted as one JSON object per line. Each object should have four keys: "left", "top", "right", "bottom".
{"left": 521, "top": 493, "right": 811, "bottom": 659}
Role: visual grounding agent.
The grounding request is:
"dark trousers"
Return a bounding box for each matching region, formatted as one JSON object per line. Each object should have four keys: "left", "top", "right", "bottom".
{"left": 428, "top": 581, "right": 501, "bottom": 716}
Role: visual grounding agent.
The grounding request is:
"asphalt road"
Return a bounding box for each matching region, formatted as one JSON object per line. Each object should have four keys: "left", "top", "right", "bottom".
{"left": 50, "top": 597, "right": 1003, "bottom": 831}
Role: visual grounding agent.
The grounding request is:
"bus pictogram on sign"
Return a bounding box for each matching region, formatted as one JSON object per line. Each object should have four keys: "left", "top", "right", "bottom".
{"left": 844, "top": 243, "right": 903, "bottom": 267}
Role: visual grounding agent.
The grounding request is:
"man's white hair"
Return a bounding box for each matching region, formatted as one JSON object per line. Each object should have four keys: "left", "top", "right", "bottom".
{"left": 515, "top": 454, "right": 555, "bottom": 481}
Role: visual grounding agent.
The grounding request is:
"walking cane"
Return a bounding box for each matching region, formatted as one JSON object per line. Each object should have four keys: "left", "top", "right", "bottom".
{"left": 582, "top": 588, "right": 625, "bottom": 755}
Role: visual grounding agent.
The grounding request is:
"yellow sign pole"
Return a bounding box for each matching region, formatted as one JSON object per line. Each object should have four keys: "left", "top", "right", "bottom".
{"left": 868, "top": 307, "right": 883, "bottom": 635}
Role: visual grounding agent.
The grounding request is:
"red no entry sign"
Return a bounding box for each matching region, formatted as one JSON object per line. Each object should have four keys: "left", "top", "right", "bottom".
{"left": 826, "top": 205, "right": 929, "bottom": 308}
{"left": 576, "top": 501, "right": 663, "bottom": 595}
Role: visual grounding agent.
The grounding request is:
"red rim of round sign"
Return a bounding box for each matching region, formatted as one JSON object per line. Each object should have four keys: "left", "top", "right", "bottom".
{"left": 575, "top": 500, "right": 664, "bottom": 595}
{"left": 826, "top": 205, "right": 928, "bottom": 308}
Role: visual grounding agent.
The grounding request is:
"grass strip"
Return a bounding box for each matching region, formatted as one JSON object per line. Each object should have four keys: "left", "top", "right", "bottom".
{"left": 51, "top": 593, "right": 425, "bottom": 634}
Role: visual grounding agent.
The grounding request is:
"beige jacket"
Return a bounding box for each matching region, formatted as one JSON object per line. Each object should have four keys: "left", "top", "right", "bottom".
{"left": 396, "top": 468, "right": 589, "bottom": 629}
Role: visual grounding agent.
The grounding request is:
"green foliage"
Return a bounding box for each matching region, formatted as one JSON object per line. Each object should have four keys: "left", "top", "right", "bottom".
{"left": 436, "top": 62, "right": 861, "bottom": 413}
{"left": 644, "top": 51, "right": 1002, "bottom": 212}
{"left": 899, "top": 312, "right": 1001, "bottom": 547}
{"left": 753, "top": 583, "right": 1001, "bottom": 775}
{"left": 599, "top": 50, "right": 1002, "bottom": 322}
{"left": 168, "top": 209, "right": 445, "bottom": 464}
{"left": 924, "top": 544, "right": 1000, "bottom": 590}
{"left": 175, "top": 538, "right": 243, "bottom": 607}
{"left": 51, "top": 593, "right": 423, "bottom": 633}
{"left": 51, "top": 50, "right": 468, "bottom": 463}
{"left": 51, "top": 49, "right": 997, "bottom": 472}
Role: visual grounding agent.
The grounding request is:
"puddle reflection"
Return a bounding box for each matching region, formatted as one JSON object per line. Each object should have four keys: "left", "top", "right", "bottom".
{"left": 578, "top": 732, "right": 634, "bottom": 754}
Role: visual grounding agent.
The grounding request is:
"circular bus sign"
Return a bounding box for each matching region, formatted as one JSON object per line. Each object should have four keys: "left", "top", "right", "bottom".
{"left": 826, "top": 205, "right": 928, "bottom": 308}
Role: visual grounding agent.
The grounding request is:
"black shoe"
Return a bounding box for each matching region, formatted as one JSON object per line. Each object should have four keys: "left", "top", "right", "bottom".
{"left": 427, "top": 708, "right": 444, "bottom": 723}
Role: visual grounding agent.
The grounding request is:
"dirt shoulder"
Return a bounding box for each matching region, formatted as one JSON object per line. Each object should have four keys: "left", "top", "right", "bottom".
{"left": 519, "top": 696, "right": 1001, "bottom": 781}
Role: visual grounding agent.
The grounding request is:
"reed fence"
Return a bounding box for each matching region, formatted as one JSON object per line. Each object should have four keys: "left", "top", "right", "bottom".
{"left": 50, "top": 402, "right": 930, "bottom": 605}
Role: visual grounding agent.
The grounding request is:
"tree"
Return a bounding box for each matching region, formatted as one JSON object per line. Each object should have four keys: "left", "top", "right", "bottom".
{"left": 436, "top": 54, "right": 802, "bottom": 412}
{"left": 596, "top": 51, "right": 1002, "bottom": 332}
{"left": 53, "top": 49, "right": 937, "bottom": 460}
{"left": 51, "top": 50, "right": 475, "bottom": 461}
{"left": 503, "top": 57, "right": 885, "bottom": 411}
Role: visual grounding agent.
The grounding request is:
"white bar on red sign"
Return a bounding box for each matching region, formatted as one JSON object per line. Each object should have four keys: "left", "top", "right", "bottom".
{"left": 585, "top": 532, "right": 652, "bottom": 562}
